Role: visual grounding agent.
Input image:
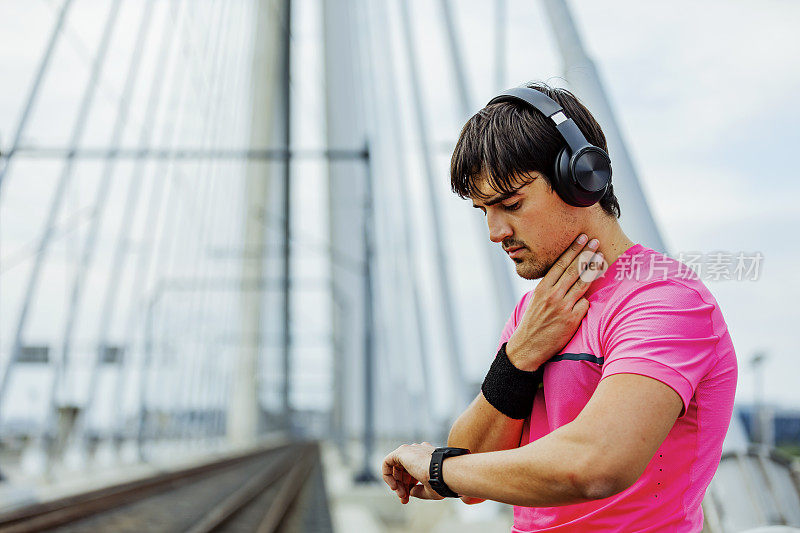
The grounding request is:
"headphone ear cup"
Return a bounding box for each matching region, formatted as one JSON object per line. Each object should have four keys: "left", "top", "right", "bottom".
{"left": 570, "top": 147, "right": 611, "bottom": 207}
{"left": 552, "top": 146, "right": 582, "bottom": 207}
{"left": 553, "top": 147, "right": 611, "bottom": 208}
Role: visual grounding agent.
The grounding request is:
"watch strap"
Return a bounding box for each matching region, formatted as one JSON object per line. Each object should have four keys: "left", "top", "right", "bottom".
{"left": 429, "top": 447, "right": 469, "bottom": 498}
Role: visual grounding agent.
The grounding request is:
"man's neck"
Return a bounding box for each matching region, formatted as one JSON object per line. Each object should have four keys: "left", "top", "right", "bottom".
{"left": 583, "top": 215, "right": 635, "bottom": 266}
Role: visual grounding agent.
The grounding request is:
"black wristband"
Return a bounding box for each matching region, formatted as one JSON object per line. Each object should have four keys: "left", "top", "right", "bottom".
{"left": 481, "top": 342, "right": 543, "bottom": 419}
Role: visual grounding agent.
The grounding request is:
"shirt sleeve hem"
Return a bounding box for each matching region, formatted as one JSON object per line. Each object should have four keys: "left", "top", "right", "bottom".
{"left": 601, "top": 357, "right": 694, "bottom": 418}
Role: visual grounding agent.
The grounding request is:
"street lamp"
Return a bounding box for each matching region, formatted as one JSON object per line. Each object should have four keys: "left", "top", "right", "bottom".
{"left": 750, "top": 351, "right": 769, "bottom": 446}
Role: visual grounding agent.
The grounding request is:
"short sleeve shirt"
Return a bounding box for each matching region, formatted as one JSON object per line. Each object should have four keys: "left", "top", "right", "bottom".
{"left": 497, "top": 244, "right": 737, "bottom": 532}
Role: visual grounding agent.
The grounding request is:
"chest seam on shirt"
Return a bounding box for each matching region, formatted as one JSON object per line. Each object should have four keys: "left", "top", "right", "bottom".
{"left": 549, "top": 353, "right": 604, "bottom": 365}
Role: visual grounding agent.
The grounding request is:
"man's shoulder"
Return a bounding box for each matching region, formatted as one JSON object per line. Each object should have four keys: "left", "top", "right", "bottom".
{"left": 606, "top": 246, "right": 718, "bottom": 308}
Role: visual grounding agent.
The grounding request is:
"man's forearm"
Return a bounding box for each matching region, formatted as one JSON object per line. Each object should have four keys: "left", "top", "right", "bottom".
{"left": 447, "top": 393, "right": 524, "bottom": 453}
{"left": 442, "top": 425, "right": 608, "bottom": 507}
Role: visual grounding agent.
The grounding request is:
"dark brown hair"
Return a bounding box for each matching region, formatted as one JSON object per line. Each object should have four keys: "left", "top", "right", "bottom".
{"left": 450, "top": 82, "right": 620, "bottom": 218}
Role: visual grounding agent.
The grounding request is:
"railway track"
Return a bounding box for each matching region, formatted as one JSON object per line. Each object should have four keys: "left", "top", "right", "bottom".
{"left": 0, "top": 441, "right": 330, "bottom": 533}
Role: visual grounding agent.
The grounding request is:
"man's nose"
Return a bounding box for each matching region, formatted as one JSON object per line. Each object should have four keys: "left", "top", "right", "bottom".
{"left": 487, "top": 212, "right": 512, "bottom": 243}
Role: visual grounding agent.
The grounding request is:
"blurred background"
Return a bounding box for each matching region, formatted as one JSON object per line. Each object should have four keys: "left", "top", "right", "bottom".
{"left": 0, "top": 0, "right": 798, "bottom": 531}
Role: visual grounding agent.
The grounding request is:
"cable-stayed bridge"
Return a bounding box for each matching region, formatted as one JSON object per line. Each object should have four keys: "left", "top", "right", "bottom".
{"left": 0, "top": 1, "right": 797, "bottom": 531}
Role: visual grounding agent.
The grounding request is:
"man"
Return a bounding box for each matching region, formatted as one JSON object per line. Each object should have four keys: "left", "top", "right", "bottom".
{"left": 381, "top": 83, "right": 737, "bottom": 531}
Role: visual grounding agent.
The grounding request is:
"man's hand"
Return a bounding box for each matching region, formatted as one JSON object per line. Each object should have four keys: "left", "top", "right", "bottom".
{"left": 381, "top": 442, "right": 444, "bottom": 504}
{"left": 506, "top": 234, "right": 605, "bottom": 371}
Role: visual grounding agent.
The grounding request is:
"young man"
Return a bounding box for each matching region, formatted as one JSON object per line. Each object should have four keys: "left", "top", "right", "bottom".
{"left": 381, "top": 83, "right": 737, "bottom": 531}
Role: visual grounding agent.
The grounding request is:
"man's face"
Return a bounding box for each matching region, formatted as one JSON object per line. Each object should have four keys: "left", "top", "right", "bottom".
{"left": 471, "top": 174, "right": 581, "bottom": 280}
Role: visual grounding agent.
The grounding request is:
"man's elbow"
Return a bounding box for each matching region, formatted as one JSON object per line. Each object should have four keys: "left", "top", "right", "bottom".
{"left": 577, "top": 475, "right": 629, "bottom": 501}
{"left": 446, "top": 417, "right": 464, "bottom": 447}
{"left": 573, "top": 464, "right": 639, "bottom": 501}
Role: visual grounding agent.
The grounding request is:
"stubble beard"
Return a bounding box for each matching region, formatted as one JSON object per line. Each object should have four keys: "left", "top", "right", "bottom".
{"left": 513, "top": 252, "right": 554, "bottom": 280}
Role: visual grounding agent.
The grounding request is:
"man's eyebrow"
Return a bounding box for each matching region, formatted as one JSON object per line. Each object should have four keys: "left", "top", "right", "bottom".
{"left": 472, "top": 191, "right": 518, "bottom": 208}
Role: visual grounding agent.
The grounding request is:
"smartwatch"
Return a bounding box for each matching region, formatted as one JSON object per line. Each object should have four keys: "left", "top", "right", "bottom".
{"left": 429, "top": 447, "right": 470, "bottom": 497}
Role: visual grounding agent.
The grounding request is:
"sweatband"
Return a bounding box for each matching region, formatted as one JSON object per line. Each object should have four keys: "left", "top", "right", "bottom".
{"left": 481, "top": 342, "right": 544, "bottom": 419}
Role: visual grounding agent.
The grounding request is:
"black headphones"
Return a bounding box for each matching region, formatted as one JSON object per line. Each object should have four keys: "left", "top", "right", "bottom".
{"left": 487, "top": 87, "right": 612, "bottom": 208}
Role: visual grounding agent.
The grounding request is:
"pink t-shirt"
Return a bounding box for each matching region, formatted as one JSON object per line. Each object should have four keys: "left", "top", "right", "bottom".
{"left": 497, "top": 244, "right": 737, "bottom": 532}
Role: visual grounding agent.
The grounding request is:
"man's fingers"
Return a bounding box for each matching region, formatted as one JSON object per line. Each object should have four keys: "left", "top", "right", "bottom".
{"left": 383, "top": 474, "right": 397, "bottom": 490}
{"left": 384, "top": 455, "right": 419, "bottom": 502}
{"left": 572, "top": 297, "right": 590, "bottom": 316}
{"left": 562, "top": 251, "right": 605, "bottom": 303}
{"left": 553, "top": 239, "right": 600, "bottom": 296}
{"left": 392, "top": 466, "right": 403, "bottom": 495}
{"left": 382, "top": 453, "right": 399, "bottom": 490}
{"left": 380, "top": 443, "right": 436, "bottom": 503}
{"left": 394, "top": 466, "right": 415, "bottom": 498}
{"left": 410, "top": 483, "right": 443, "bottom": 500}
{"left": 382, "top": 471, "right": 397, "bottom": 491}
{"left": 541, "top": 233, "right": 590, "bottom": 287}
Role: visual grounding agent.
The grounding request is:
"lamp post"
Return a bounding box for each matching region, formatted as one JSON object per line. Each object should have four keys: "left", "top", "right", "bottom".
{"left": 750, "top": 351, "right": 768, "bottom": 446}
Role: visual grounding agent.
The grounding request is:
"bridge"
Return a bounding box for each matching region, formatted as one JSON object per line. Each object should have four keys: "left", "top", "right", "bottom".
{"left": 0, "top": 1, "right": 798, "bottom": 531}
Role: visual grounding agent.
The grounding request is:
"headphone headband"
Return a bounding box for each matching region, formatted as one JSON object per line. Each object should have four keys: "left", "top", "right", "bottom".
{"left": 487, "top": 87, "right": 590, "bottom": 154}
{"left": 486, "top": 86, "right": 612, "bottom": 208}
{"left": 488, "top": 87, "right": 563, "bottom": 116}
